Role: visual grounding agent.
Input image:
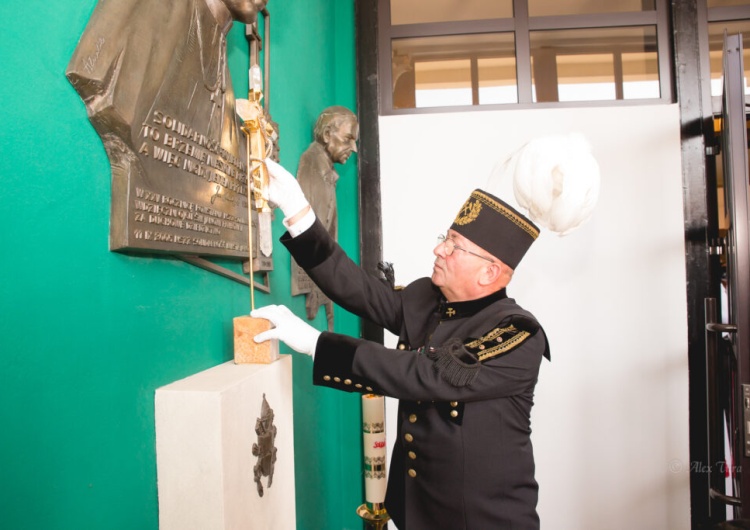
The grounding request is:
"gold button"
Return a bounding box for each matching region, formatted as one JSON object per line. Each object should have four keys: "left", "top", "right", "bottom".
{"left": 450, "top": 401, "right": 458, "bottom": 407}
{"left": 398, "top": 344, "right": 406, "bottom": 350}
{"left": 408, "top": 469, "right": 417, "bottom": 478}
{"left": 479, "top": 344, "right": 485, "bottom": 350}
{"left": 404, "top": 433, "right": 414, "bottom": 443}
{"left": 334, "top": 377, "right": 341, "bottom": 383}
{"left": 323, "top": 375, "right": 331, "bottom": 381}
{"left": 408, "top": 451, "right": 416, "bottom": 460}
{"left": 366, "top": 386, "right": 373, "bottom": 391}
{"left": 344, "top": 379, "right": 352, "bottom": 385}
{"left": 409, "top": 414, "right": 417, "bottom": 423}
{"left": 355, "top": 383, "right": 362, "bottom": 389}
{"left": 450, "top": 410, "right": 459, "bottom": 418}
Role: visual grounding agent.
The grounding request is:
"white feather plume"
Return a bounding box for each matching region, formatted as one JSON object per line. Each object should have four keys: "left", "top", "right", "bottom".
{"left": 486, "top": 133, "right": 601, "bottom": 236}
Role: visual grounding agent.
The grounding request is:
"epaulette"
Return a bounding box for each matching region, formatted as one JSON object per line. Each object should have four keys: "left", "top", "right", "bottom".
{"left": 464, "top": 315, "right": 539, "bottom": 362}
{"left": 426, "top": 316, "right": 541, "bottom": 387}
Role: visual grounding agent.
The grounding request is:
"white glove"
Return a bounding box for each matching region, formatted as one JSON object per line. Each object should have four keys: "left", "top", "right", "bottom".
{"left": 264, "top": 158, "right": 309, "bottom": 219}
{"left": 251, "top": 304, "right": 321, "bottom": 357}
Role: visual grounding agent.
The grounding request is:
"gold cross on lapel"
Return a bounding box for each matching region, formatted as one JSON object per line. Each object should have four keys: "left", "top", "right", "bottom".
{"left": 446, "top": 307, "right": 456, "bottom": 317}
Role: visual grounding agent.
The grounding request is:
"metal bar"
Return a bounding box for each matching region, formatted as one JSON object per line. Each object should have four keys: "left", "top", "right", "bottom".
{"left": 262, "top": 7, "right": 270, "bottom": 113}
{"left": 377, "top": 0, "right": 394, "bottom": 117}
{"left": 708, "top": 6, "right": 750, "bottom": 23}
{"left": 655, "top": 0, "right": 674, "bottom": 103}
{"left": 722, "top": 32, "right": 750, "bottom": 517}
{"left": 388, "top": 12, "right": 659, "bottom": 39}
{"left": 672, "top": 1, "right": 719, "bottom": 526}
{"left": 527, "top": 11, "right": 657, "bottom": 31}
{"left": 707, "top": 323, "right": 739, "bottom": 333}
{"left": 470, "top": 56, "right": 479, "bottom": 105}
{"left": 358, "top": 0, "right": 385, "bottom": 345}
{"left": 614, "top": 51, "right": 624, "bottom": 100}
{"left": 710, "top": 488, "right": 742, "bottom": 507}
{"left": 176, "top": 255, "right": 271, "bottom": 293}
{"left": 514, "top": 0, "right": 532, "bottom": 104}
{"left": 390, "top": 18, "right": 515, "bottom": 39}
{"left": 706, "top": 297, "right": 730, "bottom": 519}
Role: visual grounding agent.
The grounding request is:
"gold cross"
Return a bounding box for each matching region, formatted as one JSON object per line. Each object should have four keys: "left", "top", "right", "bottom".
{"left": 446, "top": 308, "right": 456, "bottom": 317}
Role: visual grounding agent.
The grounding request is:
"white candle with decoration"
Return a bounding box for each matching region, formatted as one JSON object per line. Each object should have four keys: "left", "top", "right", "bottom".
{"left": 362, "top": 394, "right": 387, "bottom": 510}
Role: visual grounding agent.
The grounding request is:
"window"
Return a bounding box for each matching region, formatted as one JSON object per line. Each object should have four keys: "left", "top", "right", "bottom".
{"left": 392, "top": 33, "right": 517, "bottom": 108}
{"left": 530, "top": 26, "right": 660, "bottom": 102}
{"left": 706, "top": 3, "right": 750, "bottom": 112}
{"left": 380, "top": 0, "right": 672, "bottom": 113}
{"left": 390, "top": 0, "right": 512, "bottom": 25}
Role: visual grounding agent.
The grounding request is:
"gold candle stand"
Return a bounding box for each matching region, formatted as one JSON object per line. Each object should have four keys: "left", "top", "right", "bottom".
{"left": 357, "top": 503, "right": 390, "bottom": 530}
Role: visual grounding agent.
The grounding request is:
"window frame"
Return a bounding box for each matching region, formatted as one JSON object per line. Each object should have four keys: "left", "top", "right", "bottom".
{"left": 378, "top": 0, "right": 674, "bottom": 114}
{"left": 706, "top": 4, "right": 750, "bottom": 113}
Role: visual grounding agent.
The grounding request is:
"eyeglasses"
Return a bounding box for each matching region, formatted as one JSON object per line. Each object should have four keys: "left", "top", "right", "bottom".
{"left": 437, "top": 234, "right": 495, "bottom": 263}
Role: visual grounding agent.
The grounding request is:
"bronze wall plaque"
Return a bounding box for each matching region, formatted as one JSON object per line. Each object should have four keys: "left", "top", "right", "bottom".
{"left": 66, "top": 0, "right": 267, "bottom": 259}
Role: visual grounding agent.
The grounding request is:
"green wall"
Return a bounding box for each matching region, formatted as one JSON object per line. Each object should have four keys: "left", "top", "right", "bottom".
{"left": 0, "top": 0, "right": 362, "bottom": 528}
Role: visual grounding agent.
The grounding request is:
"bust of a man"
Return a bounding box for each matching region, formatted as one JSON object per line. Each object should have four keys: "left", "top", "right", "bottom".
{"left": 292, "top": 106, "right": 359, "bottom": 328}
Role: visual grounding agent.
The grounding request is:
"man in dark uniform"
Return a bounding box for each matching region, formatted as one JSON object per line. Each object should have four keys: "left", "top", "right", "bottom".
{"left": 253, "top": 159, "right": 550, "bottom": 530}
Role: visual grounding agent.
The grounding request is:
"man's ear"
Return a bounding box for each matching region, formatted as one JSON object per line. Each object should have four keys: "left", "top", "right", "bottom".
{"left": 479, "top": 262, "right": 509, "bottom": 288}
{"left": 478, "top": 263, "right": 499, "bottom": 286}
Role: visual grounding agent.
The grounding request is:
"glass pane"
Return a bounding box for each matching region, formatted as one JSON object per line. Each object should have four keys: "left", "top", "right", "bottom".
{"left": 415, "top": 60, "right": 473, "bottom": 107}
{"left": 556, "top": 53, "right": 616, "bottom": 101}
{"left": 391, "top": 0, "right": 512, "bottom": 25}
{"left": 530, "top": 26, "right": 659, "bottom": 103}
{"left": 392, "top": 33, "right": 516, "bottom": 109}
{"left": 621, "top": 51, "right": 660, "bottom": 99}
{"left": 708, "top": 21, "right": 750, "bottom": 100}
{"left": 478, "top": 56, "right": 518, "bottom": 105}
{"left": 708, "top": 0, "right": 750, "bottom": 7}
{"left": 529, "top": 0, "right": 654, "bottom": 17}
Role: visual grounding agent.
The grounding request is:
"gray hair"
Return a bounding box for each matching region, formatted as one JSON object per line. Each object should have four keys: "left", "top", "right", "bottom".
{"left": 313, "top": 106, "right": 357, "bottom": 144}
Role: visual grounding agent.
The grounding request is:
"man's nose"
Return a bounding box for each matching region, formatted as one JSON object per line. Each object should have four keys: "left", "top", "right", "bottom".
{"left": 434, "top": 241, "right": 446, "bottom": 257}
{"left": 350, "top": 140, "right": 358, "bottom": 153}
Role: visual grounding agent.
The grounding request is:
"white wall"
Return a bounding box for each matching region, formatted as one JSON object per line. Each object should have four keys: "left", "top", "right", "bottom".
{"left": 378, "top": 104, "right": 690, "bottom": 530}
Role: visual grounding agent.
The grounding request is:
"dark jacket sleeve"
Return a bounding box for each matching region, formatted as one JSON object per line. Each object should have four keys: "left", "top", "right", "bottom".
{"left": 313, "top": 328, "right": 545, "bottom": 402}
{"left": 281, "top": 219, "right": 405, "bottom": 335}
{"left": 312, "top": 332, "right": 382, "bottom": 394}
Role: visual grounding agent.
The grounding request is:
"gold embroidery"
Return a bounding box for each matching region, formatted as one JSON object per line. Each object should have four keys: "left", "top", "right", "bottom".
{"left": 454, "top": 199, "right": 482, "bottom": 225}
{"left": 477, "top": 331, "right": 530, "bottom": 361}
{"left": 465, "top": 325, "right": 517, "bottom": 348}
{"left": 472, "top": 190, "right": 539, "bottom": 240}
{"left": 445, "top": 307, "right": 456, "bottom": 317}
{"left": 464, "top": 324, "right": 532, "bottom": 361}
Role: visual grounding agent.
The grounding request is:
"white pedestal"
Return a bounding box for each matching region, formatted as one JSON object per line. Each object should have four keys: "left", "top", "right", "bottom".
{"left": 155, "top": 356, "right": 296, "bottom": 530}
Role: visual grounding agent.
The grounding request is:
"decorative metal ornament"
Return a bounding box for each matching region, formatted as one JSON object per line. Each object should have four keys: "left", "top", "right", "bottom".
{"left": 251, "top": 393, "right": 277, "bottom": 497}
{"left": 291, "top": 106, "right": 359, "bottom": 330}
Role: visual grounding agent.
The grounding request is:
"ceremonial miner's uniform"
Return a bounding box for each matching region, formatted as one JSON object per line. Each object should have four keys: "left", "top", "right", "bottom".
{"left": 282, "top": 189, "right": 550, "bottom": 529}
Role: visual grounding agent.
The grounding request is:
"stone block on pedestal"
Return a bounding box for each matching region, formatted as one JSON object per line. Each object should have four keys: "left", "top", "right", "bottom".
{"left": 155, "top": 356, "right": 295, "bottom": 530}
{"left": 234, "top": 315, "right": 280, "bottom": 364}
